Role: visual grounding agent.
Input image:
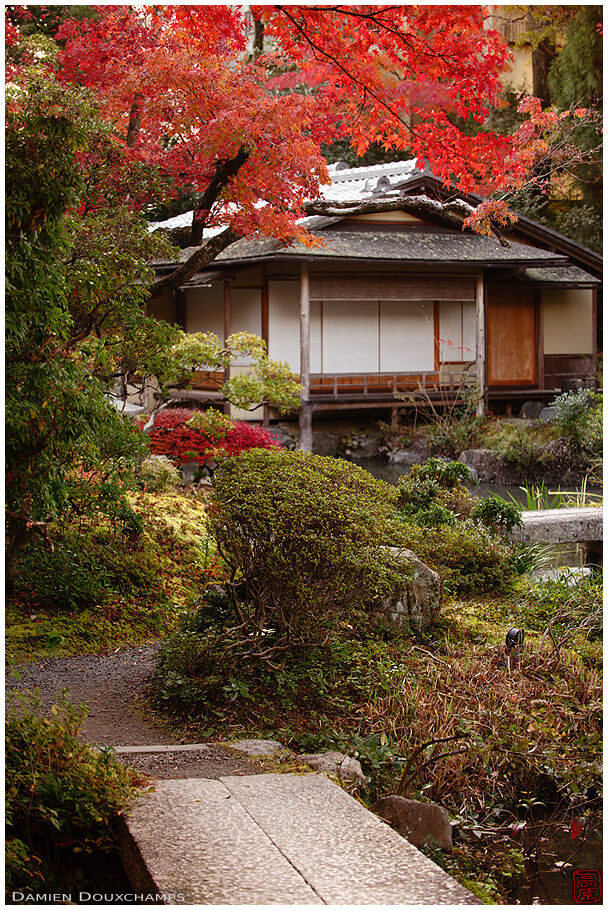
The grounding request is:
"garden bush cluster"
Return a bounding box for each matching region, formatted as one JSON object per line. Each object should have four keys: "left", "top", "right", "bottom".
{"left": 147, "top": 407, "right": 279, "bottom": 466}
{"left": 6, "top": 694, "right": 141, "bottom": 894}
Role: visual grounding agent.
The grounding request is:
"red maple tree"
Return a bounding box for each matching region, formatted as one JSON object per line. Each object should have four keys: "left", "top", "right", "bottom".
{"left": 10, "top": 4, "right": 594, "bottom": 280}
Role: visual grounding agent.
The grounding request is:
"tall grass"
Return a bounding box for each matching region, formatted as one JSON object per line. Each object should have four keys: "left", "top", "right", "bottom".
{"left": 507, "top": 478, "right": 602, "bottom": 511}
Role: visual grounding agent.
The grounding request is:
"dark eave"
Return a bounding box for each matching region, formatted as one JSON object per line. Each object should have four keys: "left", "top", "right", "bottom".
{"left": 517, "top": 265, "right": 600, "bottom": 288}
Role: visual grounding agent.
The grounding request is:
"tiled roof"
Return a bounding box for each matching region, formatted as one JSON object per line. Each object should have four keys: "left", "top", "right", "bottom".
{"left": 213, "top": 229, "right": 567, "bottom": 267}
{"left": 519, "top": 266, "right": 600, "bottom": 286}
{"left": 148, "top": 159, "right": 422, "bottom": 231}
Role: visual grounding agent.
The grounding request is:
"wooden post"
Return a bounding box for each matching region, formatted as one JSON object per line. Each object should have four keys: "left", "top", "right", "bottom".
{"left": 223, "top": 279, "right": 231, "bottom": 416}
{"left": 475, "top": 273, "right": 486, "bottom": 416}
{"left": 262, "top": 274, "right": 270, "bottom": 427}
{"left": 299, "top": 261, "right": 313, "bottom": 451}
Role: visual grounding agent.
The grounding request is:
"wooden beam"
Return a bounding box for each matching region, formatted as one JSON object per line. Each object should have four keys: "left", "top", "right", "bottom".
{"left": 299, "top": 262, "right": 313, "bottom": 451}
{"left": 223, "top": 279, "right": 231, "bottom": 417}
{"left": 262, "top": 272, "right": 270, "bottom": 426}
{"left": 475, "top": 274, "right": 486, "bottom": 416}
{"left": 536, "top": 289, "right": 544, "bottom": 390}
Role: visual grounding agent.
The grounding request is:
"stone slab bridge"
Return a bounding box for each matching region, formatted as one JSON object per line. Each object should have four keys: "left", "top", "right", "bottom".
{"left": 117, "top": 773, "right": 479, "bottom": 905}
{"left": 511, "top": 506, "right": 603, "bottom": 564}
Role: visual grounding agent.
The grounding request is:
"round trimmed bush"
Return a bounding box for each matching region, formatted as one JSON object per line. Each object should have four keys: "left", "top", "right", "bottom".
{"left": 208, "top": 449, "right": 409, "bottom": 645}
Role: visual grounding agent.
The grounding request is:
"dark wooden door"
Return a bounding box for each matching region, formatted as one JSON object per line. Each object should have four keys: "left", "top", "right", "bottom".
{"left": 487, "top": 286, "right": 537, "bottom": 386}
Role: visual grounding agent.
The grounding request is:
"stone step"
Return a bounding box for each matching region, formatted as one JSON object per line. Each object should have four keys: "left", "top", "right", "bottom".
{"left": 512, "top": 505, "right": 603, "bottom": 545}
{"left": 118, "top": 773, "right": 479, "bottom": 905}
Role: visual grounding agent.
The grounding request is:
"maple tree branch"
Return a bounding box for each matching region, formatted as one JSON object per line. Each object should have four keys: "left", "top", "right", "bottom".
{"left": 304, "top": 194, "right": 475, "bottom": 223}
{"left": 276, "top": 7, "right": 415, "bottom": 138}
{"left": 148, "top": 228, "right": 239, "bottom": 300}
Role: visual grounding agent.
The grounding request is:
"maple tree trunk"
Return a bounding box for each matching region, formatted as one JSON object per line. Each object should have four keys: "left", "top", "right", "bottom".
{"left": 126, "top": 96, "right": 142, "bottom": 147}
{"left": 190, "top": 146, "right": 250, "bottom": 246}
{"left": 148, "top": 229, "right": 238, "bottom": 300}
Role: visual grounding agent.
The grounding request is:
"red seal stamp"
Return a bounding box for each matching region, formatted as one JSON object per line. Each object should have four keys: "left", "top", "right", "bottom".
{"left": 573, "top": 869, "right": 602, "bottom": 904}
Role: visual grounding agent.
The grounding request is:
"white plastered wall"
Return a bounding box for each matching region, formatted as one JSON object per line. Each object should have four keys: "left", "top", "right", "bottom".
{"left": 542, "top": 289, "right": 594, "bottom": 355}
{"left": 380, "top": 301, "right": 434, "bottom": 372}
{"left": 184, "top": 284, "right": 224, "bottom": 338}
{"left": 268, "top": 280, "right": 321, "bottom": 372}
{"left": 439, "top": 301, "right": 476, "bottom": 362}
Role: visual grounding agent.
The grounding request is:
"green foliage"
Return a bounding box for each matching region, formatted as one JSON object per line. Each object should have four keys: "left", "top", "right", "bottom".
{"left": 407, "top": 384, "right": 486, "bottom": 458}
{"left": 396, "top": 458, "right": 473, "bottom": 517}
{"left": 493, "top": 426, "right": 553, "bottom": 475}
{"left": 186, "top": 407, "right": 232, "bottom": 439}
{"left": 395, "top": 458, "right": 519, "bottom": 593}
{"left": 470, "top": 496, "right": 522, "bottom": 535}
{"left": 6, "top": 692, "right": 141, "bottom": 893}
{"left": 13, "top": 522, "right": 163, "bottom": 612}
{"left": 400, "top": 519, "right": 514, "bottom": 596}
{"left": 137, "top": 455, "right": 182, "bottom": 493}
{"left": 5, "top": 68, "right": 172, "bottom": 552}
{"left": 551, "top": 388, "right": 602, "bottom": 455}
{"left": 208, "top": 450, "right": 409, "bottom": 653}
{"left": 6, "top": 490, "right": 221, "bottom": 661}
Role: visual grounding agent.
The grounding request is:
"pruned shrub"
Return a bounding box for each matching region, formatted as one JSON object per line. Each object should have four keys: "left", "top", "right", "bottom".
{"left": 399, "top": 519, "right": 515, "bottom": 595}
{"left": 138, "top": 454, "right": 181, "bottom": 492}
{"left": 207, "top": 449, "right": 409, "bottom": 655}
{"left": 147, "top": 407, "right": 279, "bottom": 465}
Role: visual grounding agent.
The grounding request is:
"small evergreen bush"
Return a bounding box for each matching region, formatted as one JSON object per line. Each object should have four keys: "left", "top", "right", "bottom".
{"left": 138, "top": 454, "right": 181, "bottom": 492}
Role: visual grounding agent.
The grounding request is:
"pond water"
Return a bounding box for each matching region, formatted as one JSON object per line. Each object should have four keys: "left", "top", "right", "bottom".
{"left": 346, "top": 456, "right": 596, "bottom": 569}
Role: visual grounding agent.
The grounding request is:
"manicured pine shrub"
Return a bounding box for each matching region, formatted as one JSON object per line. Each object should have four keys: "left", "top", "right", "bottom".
{"left": 208, "top": 449, "right": 410, "bottom": 649}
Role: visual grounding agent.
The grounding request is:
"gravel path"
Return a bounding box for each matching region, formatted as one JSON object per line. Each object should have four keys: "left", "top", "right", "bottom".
{"left": 5, "top": 644, "right": 264, "bottom": 779}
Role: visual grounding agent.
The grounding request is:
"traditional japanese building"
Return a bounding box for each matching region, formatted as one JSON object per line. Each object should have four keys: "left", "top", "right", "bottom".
{"left": 150, "top": 160, "right": 601, "bottom": 427}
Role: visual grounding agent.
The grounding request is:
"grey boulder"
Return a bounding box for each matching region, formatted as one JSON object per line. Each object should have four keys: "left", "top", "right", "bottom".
{"left": 376, "top": 547, "right": 441, "bottom": 631}
{"left": 373, "top": 795, "right": 453, "bottom": 852}
{"left": 298, "top": 751, "right": 366, "bottom": 791}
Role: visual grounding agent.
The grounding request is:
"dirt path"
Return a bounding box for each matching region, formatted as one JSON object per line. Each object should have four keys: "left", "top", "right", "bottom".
{"left": 5, "top": 644, "right": 264, "bottom": 779}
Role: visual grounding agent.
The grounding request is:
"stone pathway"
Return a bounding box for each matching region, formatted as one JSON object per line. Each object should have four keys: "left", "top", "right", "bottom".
{"left": 120, "top": 774, "right": 479, "bottom": 905}
{"left": 5, "top": 645, "right": 264, "bottom": 779}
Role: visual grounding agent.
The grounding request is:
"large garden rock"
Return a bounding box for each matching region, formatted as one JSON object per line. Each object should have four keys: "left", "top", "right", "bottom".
{"left": 298, "top": 751, "right": 366, "bottom": 791}
{"left": 519, "top": 400, "right": 544, "bottom": 419}
{"left": 373, "top": 795, "right": 453, "bottom": 852}
{"left": 227, "top": 739, "right": 291, "bottom": 758}
{"left": 376, "top": 548, "right": 441, "bottom": 631}
{"left": 388, "top": 450, "right": 422, "bottom": 467}
{"left": 312, "top": 431, "right": 340, "bottom": 457}
{"left": 342, "top": 432, "right": 383, "bottom": 458}
{"left": 458, "top": 449, "right": 519, "bottom": 484}
{"left": 539, "top": 406, "right": 559, "bottom": 422}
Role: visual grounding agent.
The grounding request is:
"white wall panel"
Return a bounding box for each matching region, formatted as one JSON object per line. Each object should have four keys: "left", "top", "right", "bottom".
{"left": 323, "top": 300, "right": 379, "bottom": 373}
{"left": 543, "top": 289, "right": 594, "bottom": 354}
{"left": 439, "top": 301, "right": 461, "bottom": 362}
{"left": 185, "top": 284, "right": 223, "bottom": 337}
{"left": 231, "top": 288, "right": 261, "bottom": 365}
{"left": 462, "top": 301, "right": 476, "bottom": 361}
{"left": 380, "top": 300, "right": 434, "bottom": 371}
{"left": 268, "top": 280, "right": 321, "bottom": 373}
{"left": 439, "top": 301, "right": 476, "bottom": 363}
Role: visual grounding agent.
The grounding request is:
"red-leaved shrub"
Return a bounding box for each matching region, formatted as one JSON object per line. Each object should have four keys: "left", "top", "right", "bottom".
{"left": 147, "top": 408, "right": 279, "bottom": 465}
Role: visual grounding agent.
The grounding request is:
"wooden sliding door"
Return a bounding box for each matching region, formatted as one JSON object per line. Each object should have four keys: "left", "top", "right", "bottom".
{"left": 487, "top": 286, "right": 537, "bottom": 386}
